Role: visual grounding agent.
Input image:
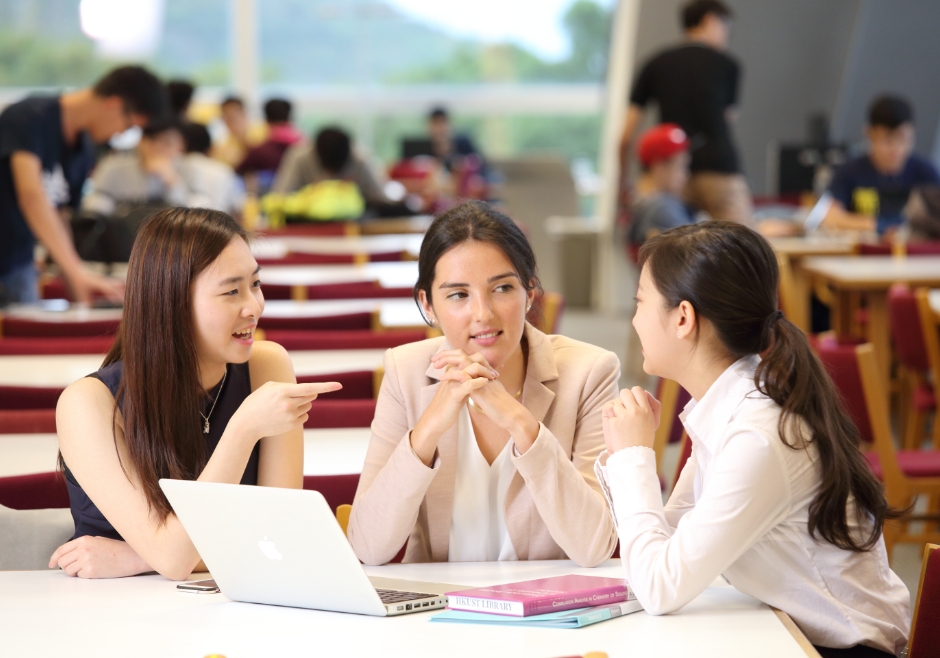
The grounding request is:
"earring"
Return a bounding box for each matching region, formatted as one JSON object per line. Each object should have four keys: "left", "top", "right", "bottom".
{"left": 526, "top": 305, "right": 532, "bottom": 312}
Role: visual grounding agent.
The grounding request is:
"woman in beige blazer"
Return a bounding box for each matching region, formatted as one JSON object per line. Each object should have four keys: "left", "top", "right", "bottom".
{"left": 347, "top": 201, "right": 619, "bottom": 567}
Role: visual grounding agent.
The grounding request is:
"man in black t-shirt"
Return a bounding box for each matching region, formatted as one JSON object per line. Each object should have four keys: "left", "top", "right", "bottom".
{"left": 0, "top": 66, "right": 167, "bottom": 304}
{"left": 621, "top": 0, "right": 752, "bottom": 224}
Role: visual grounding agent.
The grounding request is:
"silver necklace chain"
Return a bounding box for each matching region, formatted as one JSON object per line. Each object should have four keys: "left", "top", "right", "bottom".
{"left": 199, "top": 368, "right": 228, "bottom": 434}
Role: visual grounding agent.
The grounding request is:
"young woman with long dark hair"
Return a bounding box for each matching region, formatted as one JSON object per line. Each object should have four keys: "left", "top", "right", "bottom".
{"left": 49, "top": 207, "right": 340, "bottom": 580}
{"left": 599, "top": 221, "right": 909, "bottom": 657}
{"left": 347, "top": 201, "right": 619, "bottom": 567}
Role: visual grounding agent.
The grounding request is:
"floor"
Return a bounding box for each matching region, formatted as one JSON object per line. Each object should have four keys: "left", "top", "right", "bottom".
{"left": 559, "top": 308, "right": 926, "bottom": 606}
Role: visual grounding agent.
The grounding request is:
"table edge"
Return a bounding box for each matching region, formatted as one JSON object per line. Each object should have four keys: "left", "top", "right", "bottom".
{"left": 772, "top": 608, "right": 821, "bottom": 657}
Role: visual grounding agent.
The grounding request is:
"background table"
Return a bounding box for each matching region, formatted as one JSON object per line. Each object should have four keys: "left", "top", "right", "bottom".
{"left": 802, "top": 255, "right": 940, "bottom": 378}
{"left": 0, "top": 560, "right": 812, "bottom": 658}
{"left": 0, "top": 427, "right": 371, "bottom": 478}
{"left": 0, "top": 349, "right": 386, "bottom": 389}
{"left": 260, "top": 261, "right": 419, "bottom": 289}
{"left": 768, "top": 236, "right": 856, "bottom": 331}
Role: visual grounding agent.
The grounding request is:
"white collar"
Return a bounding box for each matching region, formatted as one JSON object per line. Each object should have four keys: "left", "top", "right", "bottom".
{"left": 679, "top": 355, "right": 762, "bottom": 452}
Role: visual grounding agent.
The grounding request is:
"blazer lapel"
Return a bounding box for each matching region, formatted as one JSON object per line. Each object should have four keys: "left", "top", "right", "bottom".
{"left": 421, "top": 343, "right": 458, "bottom": 562}
{"left": 505, "top": 324, "right": 559, "bottom": 560}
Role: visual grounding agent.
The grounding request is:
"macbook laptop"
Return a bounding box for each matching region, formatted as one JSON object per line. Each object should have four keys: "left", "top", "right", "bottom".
{"left": 160, "top": 479, "right": 452, "bottom": 616}
{"left": 802, "top": 192, "right": 834, "bottom": 235}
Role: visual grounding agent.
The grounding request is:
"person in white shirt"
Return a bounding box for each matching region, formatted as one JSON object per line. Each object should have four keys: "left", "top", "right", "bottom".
{"left": 597, "top": 221, "right": 910, "bottom": 657}
{"left": 178, "top": 122, "right": 246, "bottom": 217}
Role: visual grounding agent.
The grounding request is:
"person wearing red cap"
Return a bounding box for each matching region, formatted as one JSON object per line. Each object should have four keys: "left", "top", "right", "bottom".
{"left": 628, "top": 124, "right": 696, "bottom": 248}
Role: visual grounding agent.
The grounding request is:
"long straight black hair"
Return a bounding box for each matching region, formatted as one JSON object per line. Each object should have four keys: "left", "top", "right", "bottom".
{"left": 639, "top": 221, "right": 897, "bottom": 551}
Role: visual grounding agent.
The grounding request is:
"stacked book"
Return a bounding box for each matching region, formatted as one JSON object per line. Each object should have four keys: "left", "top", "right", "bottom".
{"left": 431, "top": 575, "right": 642, "bottom": 629}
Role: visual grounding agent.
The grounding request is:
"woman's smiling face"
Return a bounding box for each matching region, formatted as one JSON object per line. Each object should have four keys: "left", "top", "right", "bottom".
{"left": 420, "top": 240, "right": 535, "bottom": 369}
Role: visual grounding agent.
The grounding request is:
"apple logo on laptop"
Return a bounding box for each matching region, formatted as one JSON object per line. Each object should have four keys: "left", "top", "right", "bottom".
{"left": 258, "top": 536, "right": 282, "bottom": 561}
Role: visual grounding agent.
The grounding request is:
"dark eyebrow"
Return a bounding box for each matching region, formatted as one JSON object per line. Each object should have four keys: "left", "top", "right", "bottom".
{"left": 438, "top": 272, "right": 518, "bottom": 289}
{"left": 219, "top": 265, "right": 261, "bottom": 287}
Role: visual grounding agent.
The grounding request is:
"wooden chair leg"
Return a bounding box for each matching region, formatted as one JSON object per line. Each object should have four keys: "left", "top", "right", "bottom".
{"left": 906, "top": 407, "right": 926, "bottom": 451}
{"left": 933, "top": 413, "right": 940, "bottom": 450}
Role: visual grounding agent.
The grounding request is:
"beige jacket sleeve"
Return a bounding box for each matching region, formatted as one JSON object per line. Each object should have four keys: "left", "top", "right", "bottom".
{"left": 510, "top": 350, "right": 620, "bottom": 567}
{"left": 347, "top": 348, "right": 435, "bottom": 565}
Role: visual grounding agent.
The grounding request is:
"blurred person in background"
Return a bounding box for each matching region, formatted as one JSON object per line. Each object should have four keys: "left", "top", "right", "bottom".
{"left": 823, "top": 95, "right": 940, "bottom": 235}
{"left": 0, "top": 65, "right": 167, "bottom": 304}
{"left": 179, "top": 122, "right": 245, "bottom": 216}
{"left": 237, "top": 98, "right": 303, "bottom": 178}
{"left": 212, "top": 96, "right": 251, "bottom": 169}
{"left": 620, "top": 0, "right": 750, "bottom": 224}
{"left": 81, "top": 118, "right": 192, "bottom": 216}
{"left": 427, "top": 106, "right": 485, "bottom": 174}
{"left": 628, "top": 124, "right": 696, "bottom": 251}
{"left": 167, "top": 80, "right": 195, "bottom": 121}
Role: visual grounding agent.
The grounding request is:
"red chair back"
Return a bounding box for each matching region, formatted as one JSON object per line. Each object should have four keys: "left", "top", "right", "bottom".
{"left": 0, "top": 409, "right": 58, "bottom": 433}
{"left": 302, "top": 473, "right": 360, "bottom": 513}
{"left": 256, "top": 253, "right": 356, "bottom": 266}
{"left": 264, "top": 329, "right": 424, "bottom": 351}
{"left": 0, "top": 386, "right": 63, "bottom": 410}
{"left": 888, "top": 284, "right": 930, "bottom": 372}
{"left": 858, "top": 243, "right": 892, "bottom": 255}
{"left": 909, "top": 545, "right": 940, "bottom": 658}
{"left": 297, "top": 371, "right": 374, "bottom": 401}
{"left": 2, "top": 318, "right": 120, "bottom": 338}
{"left": 906, "top": 242, "right": 940, "bottom": 256}
{"left": 0, "top": 336, "right": 113, "bottom": 355}
{"left": 259, "top": 223, "right": 350, "bottom": 237}
{"left": 674, "top": 432, "right": 693, "bottom": 486}
{"left": 258, "top": 312, "right": 373, "bottom": 332}
{"left": 0, "top": 471, "right": 69, "bottom": 510}
{"left": 303, "top": 398, "right": 376, "bottom": 428}
{"left": 262, "top": 281, "right": 413, "bottom": 301}
{"left": 813, "top": 337, "right": 874, "bottom": 446}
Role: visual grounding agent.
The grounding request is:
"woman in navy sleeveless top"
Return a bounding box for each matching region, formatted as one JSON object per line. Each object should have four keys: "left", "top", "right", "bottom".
{"left": 50, "top": 208, "right": 341, "bottom": 579}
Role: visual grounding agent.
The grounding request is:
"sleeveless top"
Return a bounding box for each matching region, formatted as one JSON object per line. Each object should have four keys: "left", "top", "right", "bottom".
{"left": 64, "top": 360, "right": 260, "bottom": 541}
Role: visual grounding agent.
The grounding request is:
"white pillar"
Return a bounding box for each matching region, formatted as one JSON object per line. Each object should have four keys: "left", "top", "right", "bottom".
{"left": 230, "top": 0, "right": 259, "bottom": 116}
{"left": 594, "top": 0, "right": 641, "bottom": 312}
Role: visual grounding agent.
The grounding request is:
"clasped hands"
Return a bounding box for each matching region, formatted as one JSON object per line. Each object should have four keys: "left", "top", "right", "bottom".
{"left": 410, "top": 349, "right": 539, "bottom": 465}
{"left": 602, "top": 387, "right": 662, "bottom": 455}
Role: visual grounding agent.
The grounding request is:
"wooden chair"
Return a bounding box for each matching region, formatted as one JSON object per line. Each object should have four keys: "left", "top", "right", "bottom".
{"left": 908, "top": 543, "right": 940, "bottom": 658}
{"left": 915, "top": 288, "right": 940, "bottom": 449}
{"left": 336, "top": 504, "right": 352, "bottom": 535}
{"left": 855, "top": 343, "right": 940, "bottom": 557}
{"left": 888, "top": 285, "right": 935, "bottom": 449}
{"left": 672, "top": 430, "right": 692, "bottom": 494}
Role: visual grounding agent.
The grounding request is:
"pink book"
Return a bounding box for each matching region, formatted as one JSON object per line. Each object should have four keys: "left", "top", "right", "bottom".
{"left": 445, "top": 575, "right": 634, "bottom": 617}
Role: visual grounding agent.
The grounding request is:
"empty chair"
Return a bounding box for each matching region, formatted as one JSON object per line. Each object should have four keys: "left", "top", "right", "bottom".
{"left": 888, "top": 284, "right": 935, "bottom": 449}
{"left": 302, "top": 399, "right": 377, "bottom": 428}
{"left": 908, "top": 543, "right": 940, "bottom": 658}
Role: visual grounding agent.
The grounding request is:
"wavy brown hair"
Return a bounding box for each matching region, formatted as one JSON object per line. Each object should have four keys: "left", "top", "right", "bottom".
{"left": 107, "top": 207, "right": 248, "bottom": 522}
{"left": 639, "top": 221, "right": 898, "bottom": 551}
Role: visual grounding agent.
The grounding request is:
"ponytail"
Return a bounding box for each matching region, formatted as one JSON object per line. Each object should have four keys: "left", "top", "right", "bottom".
{"left": 640, "top": 221, "right": 896, "bottom": 552}
{"left": 758, "top": 315, "right": 896, "bottom": 551}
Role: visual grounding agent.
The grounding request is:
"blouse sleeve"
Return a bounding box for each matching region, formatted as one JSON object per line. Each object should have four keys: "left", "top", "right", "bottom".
{"left": 605, "top": 429, "right": 791, "bottom": 615}
{"left": 346, "top": 349, "right": 439, "bottom": 565}
{"left": 510, "top": 350, "right": 620, "bottom": 567}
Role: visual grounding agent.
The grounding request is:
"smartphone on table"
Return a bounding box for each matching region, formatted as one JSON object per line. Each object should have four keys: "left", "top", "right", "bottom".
{"left": 176, "top": 579, "right": 219, "bottom": 594}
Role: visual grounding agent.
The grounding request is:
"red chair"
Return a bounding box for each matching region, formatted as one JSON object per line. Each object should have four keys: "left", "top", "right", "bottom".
{"left": 673, "top": 431, "right": 693, "bottom": 492}
{"left": 302, "top": 473, "right": 360, "bottom": 514}
{"left": 0, "top": 336, "right": 113, "bottom": 355}
{"left": 303, "top": 399, "right": 376, "bottom": 428}
{"left": 906, "top": 242, "right": 940, "bottom": 256}
{"left": 256, "top": 253, "right": 357, "bottom": 266}
{"left": 909, "top": 543, "right": 940, "bottom": 658}
{"left": 858, "top": 243, "right": 893, "bottom": 256}
{"left": 258, "top": 312, "right": 373, "bottom": 332}
{"left": 0, "top": 386, "right": 63, "bottom": 410}
{"left": 261, "top": 281, "right": 413, "bottom": 302}
{"left": 2, "top": 318, "right": 120, "bottom": 338}
{"left": 264, "top": 329, "right": 425, "bottom": 351}
{"left": 0, "top": 471, "right": 69, "bottom": 510}
{"left": 815, "top": 339, "right": 940, "bottom": 557}
{"left": 0, "top": 409, "right": 58, "bottom": 433}
{"left": 888, "top": 284, "right": 936, "bottom": 449}
{"left": 259, "top": 223, "right": 350, "bottom": 237}
{"left": 298, "top": 372, "right": 374, "bottom": 401}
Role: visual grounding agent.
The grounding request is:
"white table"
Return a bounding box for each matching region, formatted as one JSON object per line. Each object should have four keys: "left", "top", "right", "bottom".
{"left": 0, "top": 560, "right": 811, "bottom": 658}
{"left": 0, "top": 349, "right": 386, "bottom": 389}
{"left": 1, "top": 299, "right": 426, "bottom": 331}
{"left": 0, "top": 428, "right": 372, "bottom": 478}
{"left": 251, "top": 234, "right": 424, "bottom": 259}
{"left": 260, "top": 261, "right": 419, "bottom": 289}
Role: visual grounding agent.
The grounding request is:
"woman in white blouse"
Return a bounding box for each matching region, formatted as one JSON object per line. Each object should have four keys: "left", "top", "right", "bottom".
{"left": 599, "top": 221, "right": 910, "bottom": 658}
{"left": 346, "top": 201, "right": 619, "bottom": 567}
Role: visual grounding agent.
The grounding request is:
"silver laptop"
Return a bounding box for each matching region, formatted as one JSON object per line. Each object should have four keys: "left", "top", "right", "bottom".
{"left": 160, "top": 479, "right": 451, "bottom": 616}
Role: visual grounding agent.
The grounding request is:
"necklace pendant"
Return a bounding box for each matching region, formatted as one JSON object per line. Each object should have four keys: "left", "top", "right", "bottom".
{"left": 203, "top": 419, "right": 210, "bottom": 434}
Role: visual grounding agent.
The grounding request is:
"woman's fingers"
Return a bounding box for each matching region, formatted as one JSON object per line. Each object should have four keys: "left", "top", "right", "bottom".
{"left": 461, "top": 362, "right": 498, "bottom": 380}
{"left": 631, "top": 386, "right": 651, "bottom": 411}
{"left": 290, "top": 382, "right": 342, "bottom": 398}
{"left": 49, "top": 541, "right": 72, "bottom": 567}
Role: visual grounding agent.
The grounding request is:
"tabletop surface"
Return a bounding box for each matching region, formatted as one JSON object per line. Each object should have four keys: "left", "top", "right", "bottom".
{"left": 260, "top": 261, "right": 419, "bottom": 288}
{"left": 801, "top": 255, "right": 940, "bottom": 285}
{"left": 1, "top": 298, "right": 425, "bottom": 327}
{"left": 0, "top": 560, "right": 807, "bottom": 658}
{"left": 0, "top": 427, "right": 371, "bottom": 478}
{"left": 768, "top": 235, "right": 857, "bottom": 256}
{"left": 0, "top": 348, "right": 386, "bottom": 388}
{"left": 251, "top": 234, "right": 424, "bottom": 258}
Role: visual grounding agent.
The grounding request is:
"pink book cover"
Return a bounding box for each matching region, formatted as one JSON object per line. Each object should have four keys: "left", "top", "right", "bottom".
{"left": 445, "top": 575, "right": 633, "bottom": 617}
